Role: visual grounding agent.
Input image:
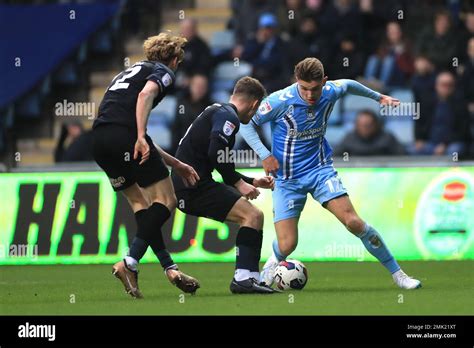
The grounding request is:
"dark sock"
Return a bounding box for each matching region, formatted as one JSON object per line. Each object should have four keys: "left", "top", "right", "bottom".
{"left": 235, "top": 227, "right": 261, "bottom": 272}
{"left": 128, "top": 209, "right": 149, "bottom": 261}
{"left": 141, "top": 202, "right": 175, "bottom": 270}
{"left": 257, "top": 230, "right": 263, "bottom": 266}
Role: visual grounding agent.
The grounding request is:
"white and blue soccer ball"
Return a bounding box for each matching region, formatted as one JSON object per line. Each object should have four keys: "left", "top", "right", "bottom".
{"left": 273, "top": 259, "right": 308, "bottom": 290}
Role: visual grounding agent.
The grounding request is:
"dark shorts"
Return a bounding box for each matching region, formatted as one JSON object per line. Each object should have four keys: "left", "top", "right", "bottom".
{"left": 92, "top": 123, "right": 169, "bottom": 191}
{"left": 174, "top": 179, "right": 242, "bottom": 222}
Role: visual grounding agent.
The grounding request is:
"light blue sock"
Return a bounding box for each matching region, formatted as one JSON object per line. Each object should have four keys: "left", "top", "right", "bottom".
{"left": 359, "top": 224, "right": 400, "bottom": 274}
{"left": 272, "top": 240, "right": 286, "bottom": 261}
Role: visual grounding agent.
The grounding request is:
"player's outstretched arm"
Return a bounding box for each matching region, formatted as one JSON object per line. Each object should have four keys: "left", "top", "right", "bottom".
{"left": 335, "top": 79, "right": 399, "bottom": 106}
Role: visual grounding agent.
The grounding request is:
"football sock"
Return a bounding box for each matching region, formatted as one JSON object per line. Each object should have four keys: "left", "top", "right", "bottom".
{"left": 140, "top": 202, "right": 176, "bottom": 270}
{"left": 236, "top": 227, "right": 261, "bottom": 272}
{"left": 124, "top": 256, "right": 138, "bottom": 271}
{"left": 272, "top": 239, "right": 286, "bottom": 261}
{"left": 234, "top": 269, "right": 251, "bottom": 281}
{"left": 359, "top": 224, "right": 400, "bottom": 274}
{"left": 250, "top": 271, "right": 260, "bottom": 280}
{"left": 127, "top": 210, "right": 149, "bottom": 262}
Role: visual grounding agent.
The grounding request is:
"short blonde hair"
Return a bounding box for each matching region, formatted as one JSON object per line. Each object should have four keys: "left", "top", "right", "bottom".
{"left": 143, "top": 32, "right": 187, "bottom": 65}
{"left": 294, "top": 57, "right": 325, "bottom": 82}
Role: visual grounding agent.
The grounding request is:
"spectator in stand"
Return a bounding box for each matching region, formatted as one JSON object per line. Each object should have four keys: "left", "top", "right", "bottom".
{"left": 286, "top": 12, "right": 330, "bottom": 72}
{"left": 411, "top": 55, "right": 436, "bottom": 108}
{"left": 363, "top": 21, "right": 414, "bottom": 90}
{"left": 458, "top": 37, "right": 474, "bottom": 157}
{"left": 230, "top": 0, "right": 279, "bottom": 44}
{"left": 179, "top": 18, "right": 211, "bottom": 79}
{"left": 408, "top": 71, "right": 469, "bottom": 156}
{"left": 329, "top": 33, "right": 365, "bottom": 80}
{"left": 458, "top": 10, "right": 474, "bottom": 64}
{"left": 334, "top": 109, "right": 405, "bottom": 156}
{"left": 171, "top": 74, "right": 212, "bottom": 154}
{"left": 237, "top": 13, "right": 287, "bottom": 92}
{"left": 416, "top": 10, "right": 457, "bottom": 71}
{"left": 277, "top": 0, "right": 305, "bottom": 39}
{"left": 54, "top": 121, "right": 93, "bottom": 162}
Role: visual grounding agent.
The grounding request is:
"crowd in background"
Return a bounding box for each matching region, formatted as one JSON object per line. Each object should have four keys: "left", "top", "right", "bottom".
{"left": 57, "top": 0, "right": 474, "bottom": 161}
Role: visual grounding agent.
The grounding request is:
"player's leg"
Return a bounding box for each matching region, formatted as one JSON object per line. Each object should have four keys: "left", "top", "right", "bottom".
{"left": 315, "top": 166, "right": 421, "bottom": 289}
{"left": 260, "top": 180, "right": 306, "bottom": 286}
{"left": 225, "top": 198, "right": 263, "bottom": 277}
{"left": 139, "top": 176, "right": 200, "bottom": 294}
{"left": 92, "top": 125, "right": 145, "bottom": 298}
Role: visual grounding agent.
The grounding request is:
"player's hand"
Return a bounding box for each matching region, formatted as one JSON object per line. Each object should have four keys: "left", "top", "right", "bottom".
{"left": 262, "top": 155, "right": 279, "bottom": 177}
{"left": 174, "top": 161, "right": 200, "bottom": 187}
{"left": 379, "top": 94, "right": 400, "bottom": 106}
{"left": 235, "top": 179, "right": 260, "bottom": 200}
{"left": 253, "top": 176, "right": 275, "bottom": 190}
{"left": 134, "top": 137, "right": 150, "bottom": 165}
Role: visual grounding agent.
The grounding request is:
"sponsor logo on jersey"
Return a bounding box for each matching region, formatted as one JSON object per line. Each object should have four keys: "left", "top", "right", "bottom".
{"left": 109, "top": 176, "right": 126, "bottom": 188}
{"left": 258, "top": 101, "right": 272, "bottom": 115}
{"left": 162, "top": 73, "right": 172, "bottom": 87}
{"left": 223, "top": 120, "right": 236, "bottom": 136}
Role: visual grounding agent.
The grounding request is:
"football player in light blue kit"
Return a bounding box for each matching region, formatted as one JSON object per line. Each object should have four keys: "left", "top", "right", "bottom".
{"left": 240, "top": 58, "right": 421, "bottom": 289}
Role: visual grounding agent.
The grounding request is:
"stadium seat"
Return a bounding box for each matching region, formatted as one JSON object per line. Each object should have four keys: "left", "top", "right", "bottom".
{"left": 90, "top": 28, "right": 113, "bottom": 54}
{"left": 53, "top": 60, "right": 78, "bottom": 85}
{"left": 385, "top": 119, "right": 414, "bottom": 145}
{"left": 211, "top": 90, "right": 231, "bottom": 103}
{"left": 16, "top": 91, "right": 41, "bottom": 118}
{"left": 326, "top": 125, "right": 348, "bottom": 147}
{"left": 343, "top": 94, "right": 380, "bottom": 113}
{"left": 210, "top": 30, "right": 235, "bottom": 55}
{"left": 147, "top": 96, "right": 178, "bottom": 150}
{"left": 390, "top": 88, "right": 414, "bottom": 104}
{"left": 328, "top": 98, "right": 343, "bottom": 125}
{"left": 213, "top": 61, "right": 252, "bottom": 80}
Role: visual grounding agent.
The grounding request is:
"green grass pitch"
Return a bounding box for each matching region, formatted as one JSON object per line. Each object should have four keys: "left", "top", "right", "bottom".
{"left": 1, "top": 261, "right": 473, "bottom": 315}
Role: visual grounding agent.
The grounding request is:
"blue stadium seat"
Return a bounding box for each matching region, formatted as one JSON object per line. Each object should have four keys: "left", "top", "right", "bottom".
{"left": 385, "top": 119, "right": 414, "bottom": 145}
{"left": 328, "top": 98, "right": 343, "bottom": 125}
{"left": 211, "top": 90, "right": 231, "bottom": 103}
{"left": 90, "top": 28, "right": 112, "bottom": 54}
{"left": 77, "top": 42, "right": 88, "bottom": 64}
{"left": 16, "top": 91, "right": 41, "bottom": 118}
{"left": 147, "top": 96, "right": 178, "bottom": 150}
{"left": 53, "top": 60, "right": 78, "bottom": 85}
{"left": 210, "top": 30, "right": 235, "bottom": 55}
{"left": 213, "top": 61, "right": 252, "bottom": 80}
{"left": 342, "top": 94, "right": 380, "bottom": 113}
{"left": 40, "top": 75, "right": 51, "bottom": 96}
{"left": 4, "top": 105, "right": 15, "bottom": 128}
{"left": 326, "top": 125, "right": 348, "bottom": 147}
{"left": 389, "top": 88, "right": 414, "bottom": 104}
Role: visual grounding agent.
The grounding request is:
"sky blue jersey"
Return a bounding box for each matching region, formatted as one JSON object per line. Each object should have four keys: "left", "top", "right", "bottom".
{"left": 241, "top": 79, "right": 381, "bottom": 179}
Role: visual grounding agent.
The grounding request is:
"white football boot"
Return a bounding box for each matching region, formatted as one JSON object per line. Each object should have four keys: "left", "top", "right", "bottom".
{"left": 392, "top": 269, "right": 422, "bottom": 289}
{"left": 259, "top": 252, "right": 280, "bottom": 286}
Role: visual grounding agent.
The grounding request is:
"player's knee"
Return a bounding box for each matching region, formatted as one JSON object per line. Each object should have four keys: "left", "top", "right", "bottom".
{"left": 241, "top": 207, "right": 264, "bottom": 229}
{"left": 345, "top": 215, "right": 365, "bottom": 234}
{"left": 152, "top": 194, "right": 177, "bottom": 212}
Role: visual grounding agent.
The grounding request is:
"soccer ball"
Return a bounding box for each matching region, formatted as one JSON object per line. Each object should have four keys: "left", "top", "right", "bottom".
{"left": 273, "top": 259, "right": 308, "bottom": 290}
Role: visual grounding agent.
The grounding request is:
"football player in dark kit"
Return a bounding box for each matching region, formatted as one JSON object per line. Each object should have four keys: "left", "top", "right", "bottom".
{"left": 172, "top": 77, "right": 278, "bottom": 294}
{"left": 92, "top": 33, "right": 200, "bottom": 298}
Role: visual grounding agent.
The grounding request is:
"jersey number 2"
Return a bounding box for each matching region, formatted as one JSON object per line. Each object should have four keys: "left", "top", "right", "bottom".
{"left": 109, "top": 65, "right": 142, "bottom": 91}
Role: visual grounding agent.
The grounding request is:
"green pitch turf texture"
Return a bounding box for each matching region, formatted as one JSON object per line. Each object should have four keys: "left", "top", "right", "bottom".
{"left": 1, "top": 261, "right": 472, "bottom": 315}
